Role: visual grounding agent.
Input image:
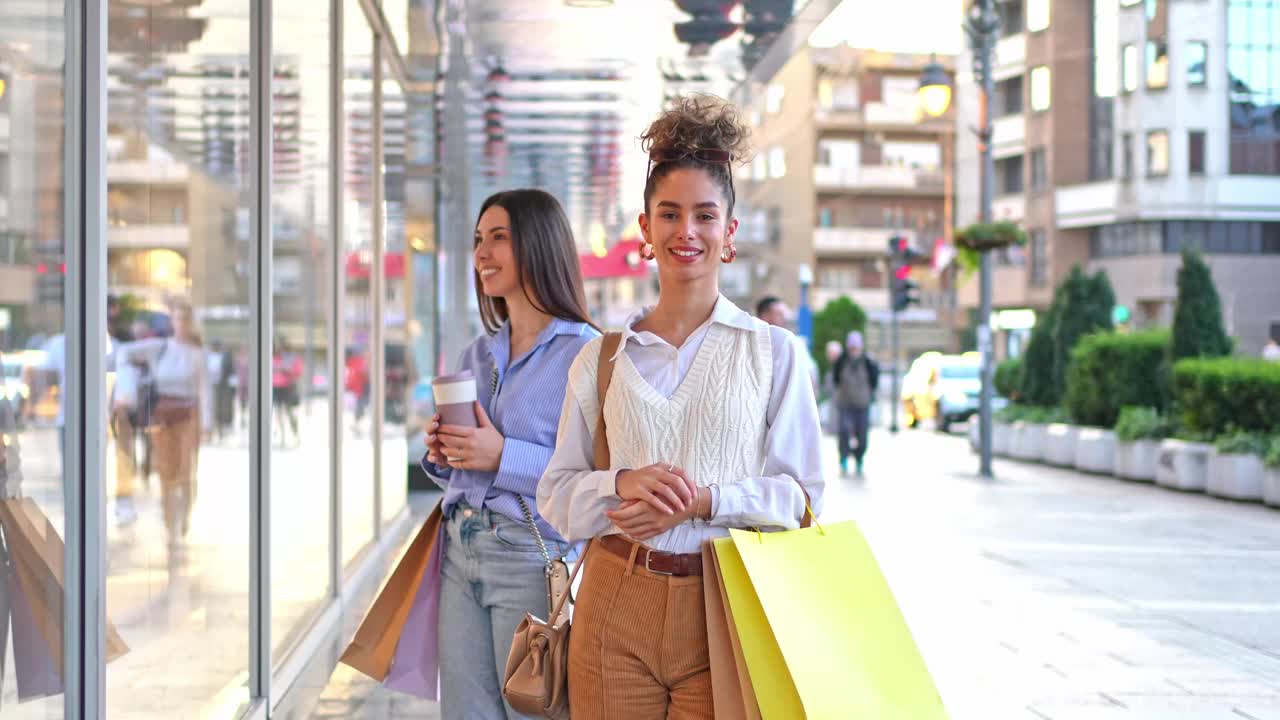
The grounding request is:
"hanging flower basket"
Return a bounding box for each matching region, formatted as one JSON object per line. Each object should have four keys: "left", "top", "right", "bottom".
{"left": 955, "top": 221, "right": 1028, "bottom": 251}
{"left": 952, "top": 221, "right": 1029, "bottom": 275}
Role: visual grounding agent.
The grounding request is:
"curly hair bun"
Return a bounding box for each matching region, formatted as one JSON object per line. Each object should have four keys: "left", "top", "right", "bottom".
{"left": 640, "top": 94, "right": 753, "bottom": 165}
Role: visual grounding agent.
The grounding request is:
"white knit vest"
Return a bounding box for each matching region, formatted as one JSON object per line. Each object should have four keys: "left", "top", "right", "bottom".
{"left": 573, "top": 321, "right": 773, "bottom": 489}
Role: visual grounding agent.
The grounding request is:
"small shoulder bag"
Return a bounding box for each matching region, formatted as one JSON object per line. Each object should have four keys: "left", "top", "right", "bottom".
{"left": 502, "top": 333, "right": 622, "bottom": 719}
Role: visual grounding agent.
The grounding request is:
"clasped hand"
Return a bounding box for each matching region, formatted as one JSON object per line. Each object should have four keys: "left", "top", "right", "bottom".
{"left": 607, "top": 463, "right": 709, "bottom": 541}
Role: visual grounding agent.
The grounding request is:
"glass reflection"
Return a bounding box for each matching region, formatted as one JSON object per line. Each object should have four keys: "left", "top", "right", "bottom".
{"left": 1187, "top": 41, "right": 1207, "bottom": 86}
{"left": 0, "top": 0, "right": 69, "bottom": 716}
{"left": 342, "top": 2, "right": 377, "bottom": 568}
{"left": 380, "top": 65, "right": 408, "bottom": 530}
{"left": 103, "top": 0, "right": 252, "bottom": 715}
{"left": 1227, "top": 0, "right": 1280, "bottom": 175}
{"left": 270, "top": 0, "right": 333, "bottom": 660}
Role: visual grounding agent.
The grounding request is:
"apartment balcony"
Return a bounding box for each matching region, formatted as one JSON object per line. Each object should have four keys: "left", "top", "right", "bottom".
{"left": 993, "top": 194, "right": 1026, "bottom": 222}
{"left": 991, "top": 114, "right": 1026, "bottom": 157}
{"left": 108, "top": 223, "right": 191, "bottom": 249}
{"left": 1055, "top": 181, "right": 1119, "bottom": 228}
{"left": 814, "top": 164, "right": 945, "bottom": 196}
{"left": 814, "top": 226, "right": 917, "bottom": 257}
{"left": 107, "top": 159, "right": 190, "bottom": 186}
{"left": 994, "top": 33, "right": 1027, "bottom": 79}
{"left": 815, "top": 103, "right": 952, "bottom": 135}
{"left": 812, "top": 286, "right": 889, "bottom": 313}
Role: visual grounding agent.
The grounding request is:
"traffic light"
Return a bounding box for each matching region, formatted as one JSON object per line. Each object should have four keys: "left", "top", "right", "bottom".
{"left": 887, "top": 235, "right": 923, "bottom": 313}
{"left": 892, "top": 274, "right": 920, "bottom": 312}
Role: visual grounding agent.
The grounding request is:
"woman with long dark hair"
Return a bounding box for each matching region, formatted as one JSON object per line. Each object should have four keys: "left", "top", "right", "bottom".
{"left": 423, "top": 188, "right": 598, "bottom": 719}
{"left": 540, "top": 95, "right": 825, "bottom": 718}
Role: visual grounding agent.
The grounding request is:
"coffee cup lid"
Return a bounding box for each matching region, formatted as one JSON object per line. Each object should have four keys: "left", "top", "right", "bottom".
{"left": 433, "top": 370, "right": 474, "bottom": 385}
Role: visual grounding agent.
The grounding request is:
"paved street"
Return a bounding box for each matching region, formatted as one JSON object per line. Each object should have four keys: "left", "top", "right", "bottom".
{"left": 310, "top": 422, "right": 1280, "bottom": 720}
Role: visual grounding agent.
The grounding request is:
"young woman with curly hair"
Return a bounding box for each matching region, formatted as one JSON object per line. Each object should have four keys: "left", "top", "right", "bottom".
{"left": 539, "top": 95, "right": 826, "bottom": 719}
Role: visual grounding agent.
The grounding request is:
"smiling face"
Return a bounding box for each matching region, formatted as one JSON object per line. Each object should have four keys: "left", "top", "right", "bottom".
{"left": 473, "top": 205, "right": 521, "bottom": 300}
{"left": 638, "top": 167, "right": 738, "bottom": 287}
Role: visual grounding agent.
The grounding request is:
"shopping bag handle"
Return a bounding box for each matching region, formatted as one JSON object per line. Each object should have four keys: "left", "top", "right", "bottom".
{"left": 751, "top": 489, "right": 824, "bottom": 543}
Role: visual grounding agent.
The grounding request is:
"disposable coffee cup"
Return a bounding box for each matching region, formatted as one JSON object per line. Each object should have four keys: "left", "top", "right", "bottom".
{"left": 433, "top": 370, "right": 478, "bottom": 428}
{"left": 432, "top": 371, "right": 478, "bottom": 464}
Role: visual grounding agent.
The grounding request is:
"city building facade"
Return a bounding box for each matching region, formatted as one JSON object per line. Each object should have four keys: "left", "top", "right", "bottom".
{"left": 739, "top": 45, "right": 960, "bottom": 361}
{"left": 955, "top": 0, "right": 1280, "bottom": 356}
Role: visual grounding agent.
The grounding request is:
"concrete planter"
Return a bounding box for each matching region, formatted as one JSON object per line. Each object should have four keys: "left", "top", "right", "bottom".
{"left": 1043, "top": 424, "right": 1078, "bottom": 467}
{"left": 1074, "top": 429, "right": 1115, "bottom": 474}
{"left": 1207, "top": 450, "right": 1265, "bottom": 501}
{"left": 1114, "top": 440, "right": 1159, "bottom": 482}
{"left": 1156, "top": 440, "right": 1211, "bottom": 492}
{"left": 1010, "top": 422, "right": 1047, "bottom": 461}
{"left": 1264, "top": 468, "right": 1280, "bottom": 508}
{"left": 993, "top": 422, "right": 1012, "bottom": 456}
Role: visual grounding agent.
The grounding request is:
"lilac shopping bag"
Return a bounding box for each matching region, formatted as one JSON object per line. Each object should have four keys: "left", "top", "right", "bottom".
{"left": 9, "top": 560, "right": 62, "bottom": 702}
{"left": 383, "top": 525, "right": 445, "bottom": 699}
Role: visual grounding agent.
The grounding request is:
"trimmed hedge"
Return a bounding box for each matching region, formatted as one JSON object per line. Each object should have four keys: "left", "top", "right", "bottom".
{"left": 1172, "top": 357, "right": 1280, "bottom": 435}
{"left": 995, "top": 357, "right": 1024, "bottom": 401}
{"left": 1113, "top": 406, "right": 1171, "bottom": 442}
{"left": 1065, "top": 329, "right": 1170, "bottom": 427}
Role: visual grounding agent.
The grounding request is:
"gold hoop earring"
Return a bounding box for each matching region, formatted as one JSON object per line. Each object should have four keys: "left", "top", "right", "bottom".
{"left": 721, "top": 243, "right": 737, "bottom": 264}
{"left": 639, "top": 241, "right": 655, "bottom": 261}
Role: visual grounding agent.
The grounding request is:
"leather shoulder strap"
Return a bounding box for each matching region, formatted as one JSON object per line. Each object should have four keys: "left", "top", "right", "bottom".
{"left": 593, "top": 333, "right": 623, "bottom": 470}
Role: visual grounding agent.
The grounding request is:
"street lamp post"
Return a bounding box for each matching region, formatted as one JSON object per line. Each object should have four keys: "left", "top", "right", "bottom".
{"left": 920, "top": 0, "right": 999, "bottom": 479}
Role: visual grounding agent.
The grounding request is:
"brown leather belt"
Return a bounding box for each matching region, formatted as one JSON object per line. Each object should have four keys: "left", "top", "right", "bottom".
{"left": 598, "top": 534, "right": 703, "bottom": 577}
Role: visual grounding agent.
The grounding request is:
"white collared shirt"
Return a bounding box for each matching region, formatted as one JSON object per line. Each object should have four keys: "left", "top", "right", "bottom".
{"left": 538, "top": 295, "right": 826, "bottom": 554}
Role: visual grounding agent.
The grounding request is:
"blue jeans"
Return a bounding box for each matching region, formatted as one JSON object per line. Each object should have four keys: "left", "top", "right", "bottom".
{"left": 837, "top": 405, "right": 871, "bottom": 466}
{"left": 438, "top": 502, "right": 569, "bottom": 720}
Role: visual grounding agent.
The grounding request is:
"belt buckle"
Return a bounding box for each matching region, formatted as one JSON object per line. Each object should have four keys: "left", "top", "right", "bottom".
{"left": 643, "top": 548, "right": 674, "bottom": 576}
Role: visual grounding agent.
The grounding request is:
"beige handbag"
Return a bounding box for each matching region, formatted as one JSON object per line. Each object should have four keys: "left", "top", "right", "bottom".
{"left": 502, "top": 333, "right": 621, "bottom": 718}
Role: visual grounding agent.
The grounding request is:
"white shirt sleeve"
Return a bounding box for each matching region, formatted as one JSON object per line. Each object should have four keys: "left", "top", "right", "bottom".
{"left": 537, "top": 337, "right": 623, "bottom": 542}
{"left": 710, "top": 326, "right": 826, "bottom": 530}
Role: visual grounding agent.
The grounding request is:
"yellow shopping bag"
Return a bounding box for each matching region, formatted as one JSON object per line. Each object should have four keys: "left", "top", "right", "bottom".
{"left": 713, "top": 521, "right": 947, "bottom": 720}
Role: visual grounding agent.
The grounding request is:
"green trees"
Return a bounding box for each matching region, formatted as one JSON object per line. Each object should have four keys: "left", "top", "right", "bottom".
{"left": 811, "top": 296, "right": 867, "bottom": 377}
{"left": 1170, "top": 249, "right": 1232, "bottom": 361}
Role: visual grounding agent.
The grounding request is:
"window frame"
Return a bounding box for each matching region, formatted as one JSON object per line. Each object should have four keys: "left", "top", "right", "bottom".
{"left": 1147, "top": 129, "right": 1171, "bottom": 177}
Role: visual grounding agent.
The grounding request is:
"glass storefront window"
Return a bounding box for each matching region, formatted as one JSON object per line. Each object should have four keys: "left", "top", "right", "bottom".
{"left": 380, "top": 62, "right": 408, "bottom": 530}
{"left": 0, "top": 0, "right": 67, "bottom": 715}
{"left": 341, "top": 1, "right": 377, "bottom": 569}
{"left": 104, "top": 0, "right": 253, "bottom": 715}
{"left": 271, "top": 0, "right": 334, "bottom": 661}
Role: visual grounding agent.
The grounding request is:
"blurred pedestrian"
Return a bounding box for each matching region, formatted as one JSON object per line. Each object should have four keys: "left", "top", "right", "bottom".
{"left": 124, "top": 302, "right": 206, "bottom": 551}
{"left": 833, "top": 330, "right": 879, "bottom": 477}
{"left": 756, "top": 295, "right": 819, "bottom": 394}
{"left": 1264, "top": 337, "right": 1280, "bottom": 361}
{"left": 344, "top": 347, "right": 370, "bottom": 435}
{"left": 272, "top": 338, "right": 302, "bottom": 447}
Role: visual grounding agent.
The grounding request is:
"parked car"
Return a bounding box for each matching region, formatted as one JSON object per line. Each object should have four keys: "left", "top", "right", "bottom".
{"left": 901, "top": 352, "right": 1007, "bottom": 433}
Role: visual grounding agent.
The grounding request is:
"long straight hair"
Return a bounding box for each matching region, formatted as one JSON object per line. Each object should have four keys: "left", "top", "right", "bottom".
{"left": 474, "top": 189, "right": 599, "bottom": 335}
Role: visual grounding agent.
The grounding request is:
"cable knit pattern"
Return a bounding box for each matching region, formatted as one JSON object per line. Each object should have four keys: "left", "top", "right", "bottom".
{"left": 576, "top": 321, "right": 772, "bottom": 488}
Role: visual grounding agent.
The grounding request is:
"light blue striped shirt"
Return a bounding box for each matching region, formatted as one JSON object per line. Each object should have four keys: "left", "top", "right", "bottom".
{"left": 424, "top": 317, "right": 598, "bottom": 543}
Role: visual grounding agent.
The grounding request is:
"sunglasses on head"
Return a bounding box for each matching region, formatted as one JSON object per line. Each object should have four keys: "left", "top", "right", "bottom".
{"left": 646, "top": 147, "right": 736, "bottom": 205}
